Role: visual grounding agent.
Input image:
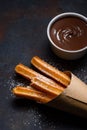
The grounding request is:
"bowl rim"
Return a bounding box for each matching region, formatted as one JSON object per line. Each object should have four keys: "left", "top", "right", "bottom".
{"left": 47, "top": 12, "right": 87, "bottom": 53}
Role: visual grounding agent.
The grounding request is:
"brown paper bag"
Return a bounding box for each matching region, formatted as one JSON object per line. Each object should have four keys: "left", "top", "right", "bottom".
{"left": 47, "top": 72, "right": 87, "bottom": 118}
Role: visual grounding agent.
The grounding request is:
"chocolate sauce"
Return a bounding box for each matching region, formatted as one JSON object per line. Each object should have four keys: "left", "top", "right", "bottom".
{"left": 50, "top": 17, "right": 87, "bottom": 50}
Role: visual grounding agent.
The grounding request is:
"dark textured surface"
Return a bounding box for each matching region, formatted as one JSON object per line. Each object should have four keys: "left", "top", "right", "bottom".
{"left": 0, "top": 0, "right": 87, "bottom": 130}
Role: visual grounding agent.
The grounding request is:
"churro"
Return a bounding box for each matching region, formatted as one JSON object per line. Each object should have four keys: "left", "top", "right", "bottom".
{"left": 15, "top": 63, "right": 37, "bottom": 81}
{"left": 31, "top": 76, "right": 64, "bottom": 96}
{"left": 31, "top": 56, "right": 70, "bottom": 87}
{"left": 13, "top": 86, "right": 53, "bottom": 103}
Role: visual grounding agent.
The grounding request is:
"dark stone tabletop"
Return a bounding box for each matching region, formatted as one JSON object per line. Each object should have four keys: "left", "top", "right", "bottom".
{"left": 0, "top": 0, "right": 87, "bottom": 130}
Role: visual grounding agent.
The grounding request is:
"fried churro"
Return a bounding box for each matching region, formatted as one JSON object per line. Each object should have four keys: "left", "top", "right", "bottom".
{"left": 15, "top": 63, "right": 37, "bottom": 81}
{"left": 13, "top": 86, "right": 53, "bottom": 103}
{"left": 31, "top": 56, "right": 70, "bottom": 87}
{"left": 31, "top": 76, "right": 64, "bottom": 96}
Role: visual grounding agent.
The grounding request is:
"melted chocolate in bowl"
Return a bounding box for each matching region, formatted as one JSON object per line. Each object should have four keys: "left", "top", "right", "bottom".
{"left": 50, "top": 16, "right": 87, "bottom": 51}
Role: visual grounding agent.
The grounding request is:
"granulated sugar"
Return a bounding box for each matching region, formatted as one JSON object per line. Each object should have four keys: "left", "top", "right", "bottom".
{"left": 7, "top": 77, "right": 24, "bottom": 90}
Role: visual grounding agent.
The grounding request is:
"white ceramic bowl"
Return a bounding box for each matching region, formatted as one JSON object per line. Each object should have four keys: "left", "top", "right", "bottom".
{"left": 47, "top": 12, "right": 87, "bottom": 60}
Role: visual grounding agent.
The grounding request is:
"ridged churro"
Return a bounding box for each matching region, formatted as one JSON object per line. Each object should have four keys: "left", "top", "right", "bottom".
{"left": 13, "top": 86, "right": 53, "bottom": 103}
{"left": 31, "top": 76, "right": 64, "bottom": 96}
{"left": 31, "top": 56, "right": 70, "bottom": 87}
{"left": 15, "top": 64, "right": 37, "bottom": 81}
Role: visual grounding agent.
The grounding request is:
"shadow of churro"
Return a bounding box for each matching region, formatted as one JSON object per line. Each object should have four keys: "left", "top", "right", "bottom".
{"left": 11, "top": 97, "right": 87, "bottom": 129}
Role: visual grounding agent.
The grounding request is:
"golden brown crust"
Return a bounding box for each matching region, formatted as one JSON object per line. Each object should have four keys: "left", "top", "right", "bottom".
{"left": 12, "top": 86, "right": 53, "bottom": 103}
{"left": 31, "top": 56, "right": 71, "bottom": 87}
{"left": 15, "top": 63, "right": 37, "bottom": 80}
{"left": 31, "top": 76, "right": 64, "bottom": 96}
